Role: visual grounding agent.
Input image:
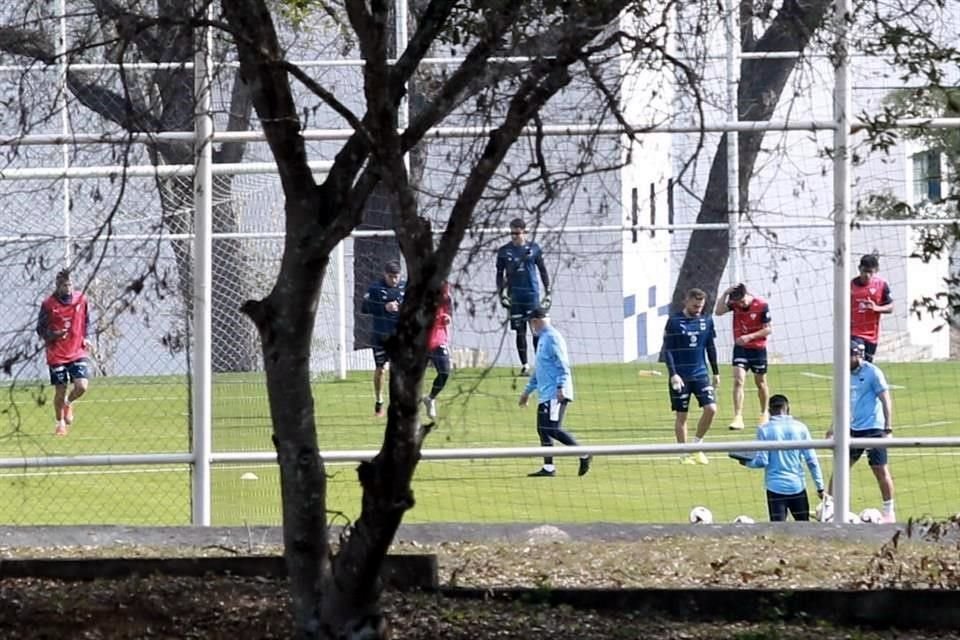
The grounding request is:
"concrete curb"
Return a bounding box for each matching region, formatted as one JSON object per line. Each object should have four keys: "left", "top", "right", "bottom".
{"left": 439, "top": 586, "right": 960, "bottom": 630}
{"left": 0, "top": 555, "right": 439, "bottom": 591}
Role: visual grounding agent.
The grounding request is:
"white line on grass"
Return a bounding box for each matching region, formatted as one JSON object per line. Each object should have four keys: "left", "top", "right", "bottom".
{"left": 800, "top": 371, "right": 905, "bottom": 389}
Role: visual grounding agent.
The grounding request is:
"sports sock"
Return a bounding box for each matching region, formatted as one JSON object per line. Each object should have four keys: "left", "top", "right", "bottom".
{"left": 882, "top": 499, "right": 895, "bottom": 514}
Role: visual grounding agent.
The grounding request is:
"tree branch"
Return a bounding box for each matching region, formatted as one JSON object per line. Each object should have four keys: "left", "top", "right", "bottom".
{"left": 222, "top": 0, "right": 317, "bottom": 206}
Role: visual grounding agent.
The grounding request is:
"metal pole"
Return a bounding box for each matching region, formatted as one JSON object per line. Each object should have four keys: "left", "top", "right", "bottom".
{"left": 831, "top": 0, "right": 853, "bottom": 520}
{"left": 725, "top": 0, "right": 741, "bottom": 286}
{"left": 191, "top": 3, "right": 214, "bottom": 526}
{"left": 58, "top": 0, "right": 71, "bottom": 265}
{"left": 336, "top": 240, "right": 347, "bottom": 380}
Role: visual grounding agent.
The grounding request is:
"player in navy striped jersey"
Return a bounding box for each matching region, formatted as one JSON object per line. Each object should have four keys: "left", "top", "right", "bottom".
{"left": 660, "top": 288, "right": 720, "bottom": 465}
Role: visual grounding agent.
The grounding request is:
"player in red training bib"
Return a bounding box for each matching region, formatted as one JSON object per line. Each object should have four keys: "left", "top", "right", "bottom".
{"left": 850, "top": 254, "right": 893, "bottom": 362}
{"left": 36, "top": 270, "right": 93, "bottom": 436}
{"left": 715, "top": 283, "right": 772, "bottom": 431}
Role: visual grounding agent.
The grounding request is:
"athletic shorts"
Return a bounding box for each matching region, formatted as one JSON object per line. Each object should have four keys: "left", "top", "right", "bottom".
{"left": 669, "top": 375, "right": 716, "bottom": 413}
{"left": 850, "top": 428, "right": 888, "bottom": 466}
{"left": 49, "top": 359, "right": 91, "bottom": 386}
{"left": 372, "top": 345, "right": 390, "bottom": 368}
{"left": 509, "top": 301, "right": 536, "bottom": 330}
{"left": 732, "top": 345, "right": 768, "bottom": 374}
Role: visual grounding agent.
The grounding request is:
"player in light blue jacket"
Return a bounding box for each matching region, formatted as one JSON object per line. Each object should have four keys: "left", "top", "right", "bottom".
{"left": 519, "top": 307, "right": 590, "bottom": 478}
{"left": 741, "top": 394, "right": 824, "bottom": 521}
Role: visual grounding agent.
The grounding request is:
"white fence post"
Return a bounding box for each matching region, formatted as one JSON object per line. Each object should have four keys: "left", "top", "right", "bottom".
{"left": 831, "top": 0, "right": 853, "bottom": 519}
{"left": 191, "top": 4, "right": 214, "bottom": 526}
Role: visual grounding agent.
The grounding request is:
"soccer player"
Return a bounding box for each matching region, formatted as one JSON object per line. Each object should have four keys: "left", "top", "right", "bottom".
{"left": 496, "top": 218, "right": 551, "bottom": 376}
{"left": 715, "top": 283, "right": 772, "bottom": 430}
{"left": 361, "top": 260, "right": 405, "bottom": 417}
{"left": 36, "top": 269, "right": 93, "bottom": 436}
{"left": 660, "top": 288, "right": 720, "bottom": 465}
{"left": 826, "top": 339, "right": 896, "bottom": 523}
{"left": 739, "top": 394, "right": 825, "bottom": 522}
{"left": 421, "top": 281, "right": 452, "bottom": 420}
{"left": 851, "top": 253, "right": 893, "bottom": 362}
{"left": 518, "top": 307, "right": 591, "bottom": 477}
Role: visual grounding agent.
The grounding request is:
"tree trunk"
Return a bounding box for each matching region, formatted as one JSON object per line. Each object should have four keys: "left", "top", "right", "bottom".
{"left": 670, "top": 0, "right": 832, "bottom": 310}
{"left": 244, "top": 223, "right": 332, "bottom": 638}
{"left": 157, "top": 173, "right": 259, "bottom": 372}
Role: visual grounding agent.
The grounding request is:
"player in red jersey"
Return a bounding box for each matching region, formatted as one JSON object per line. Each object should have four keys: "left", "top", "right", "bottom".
{"left": 421, "top": 281, "right": 452, "bottom": 420}
{"left": 36, "top": 270, "right": 93, "bottom": 436}
{"left": 851, "top": 254, "right": 893, "bottom": 362}
{"left": 715, "top": 283, "right": 772, "bottom": 430}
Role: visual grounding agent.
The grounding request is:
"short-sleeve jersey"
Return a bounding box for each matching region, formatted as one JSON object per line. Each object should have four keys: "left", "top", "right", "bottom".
{"left": 851, "top": 276, "right": 892, "bottom": 344}
{"left": 661, "top": 313, "right": 716, "bottom": 380}
{"left": 850, "top": 361, "right": 889, "bottom": 431}
{"left": 496, "top": 242, "right": 543, "bottom": 304}
{"left": 37, "top": 291, "right": 90, "bottom": 366}
{"left": 727, "top": 296, "right": 771, "bottom": 349}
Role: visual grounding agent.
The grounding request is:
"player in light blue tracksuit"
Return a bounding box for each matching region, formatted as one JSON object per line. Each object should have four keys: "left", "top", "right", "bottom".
{"left": 742, "top": 394, "right": 824, "bottom": 521}
{"left": 518, "top": 307, "right": 590, "bottom": 478}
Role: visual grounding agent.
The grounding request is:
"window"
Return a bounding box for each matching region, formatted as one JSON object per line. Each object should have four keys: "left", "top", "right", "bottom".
{"left": 911, "top": 150, "right": 943, "bottom": 204}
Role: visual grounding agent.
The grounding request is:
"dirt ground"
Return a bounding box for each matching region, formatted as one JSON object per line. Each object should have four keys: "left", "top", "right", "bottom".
{"left": 1, "top": 523, "right": 959, "bottom": 639}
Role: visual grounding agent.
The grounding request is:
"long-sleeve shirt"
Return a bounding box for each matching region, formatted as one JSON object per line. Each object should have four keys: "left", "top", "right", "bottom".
{"left": 746, "top": 415, "right": 824, "bottom": 495}
{"left": 427, "top": 286, "right": 452, "bottom": 350}
{"left": 660, "top": 312, "right": 718, "bottom": 379}
{"left": 361, "top": 278, "right": 405, "bottom": 344}
{"left": 523, "top": 325, "right": 573, "bottom": 402}
{"left": 496, "top": 241, "right": 549, "bottom": 304}
{"left": 37, "top": 291, "right": 91, "bottom": 366}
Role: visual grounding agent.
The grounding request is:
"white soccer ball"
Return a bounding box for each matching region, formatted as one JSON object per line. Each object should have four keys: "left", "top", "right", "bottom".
{"left": 859, "top": 508, "right": 883, "bottom": 524}
{"left": 733, "top": 515, "right": 755, "bottom": 524}
{"left": 689, "top": 506, "right": 713, "bottom": 524}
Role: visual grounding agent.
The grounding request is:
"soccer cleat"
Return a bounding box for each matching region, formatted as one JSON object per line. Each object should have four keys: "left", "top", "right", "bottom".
{"left": 422, "top": 396, "right": 437, "bottom": 420}
{"left": 680, "top": 454, "right": 698, "bottom": 465}
{"left": 757, "top": 412, "right": 770, "bottom": 427}
{"left": 519, "top": 364, "right": 531, "bottom": 376}
{"left": 578, "top": 456, "right": 592, "bottom": 477}
{"left": 693, "top": 451, "right": 709, "bottom": 465}
{"left": 54, "top": 423, "right": 69, "bottom": 437}
{"left": 728, "top": 415, "right": 745, "bottom": 430}
{"left": 374, "top": 401, "right": 384, "bottom": 417}
{"left": 63, "top": 403, "right": 74, "bottom": 426}
{"left": 527, "top": 468, "right": 555, "bottom": 477}
{"left": 880, "top": 511, "right": 896, "bottom": 524}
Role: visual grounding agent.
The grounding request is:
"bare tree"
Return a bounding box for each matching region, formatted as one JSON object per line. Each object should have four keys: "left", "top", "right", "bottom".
{"left": 0, "top": 1, "right": 259, "bottom": 371}
{"left": 669, "top": 0, "right": 833, "bottom": 309}
{"left": 214, "top": 0, "right": 673, "bottom": 636}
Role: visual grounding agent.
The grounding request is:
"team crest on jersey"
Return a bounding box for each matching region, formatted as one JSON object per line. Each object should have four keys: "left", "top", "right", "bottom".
{"left": 750, "top": 313, "right": 756, "bottom": 319}
{"left": 868, "top": 288, "right": 875, "bottom": 294}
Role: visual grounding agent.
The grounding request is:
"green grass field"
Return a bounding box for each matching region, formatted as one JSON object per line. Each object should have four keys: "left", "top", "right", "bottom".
{"left": 1, "top": 361, "right": 958, "bottom": 525}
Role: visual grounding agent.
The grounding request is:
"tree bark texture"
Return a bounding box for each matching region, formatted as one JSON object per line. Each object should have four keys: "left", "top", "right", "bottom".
{"left": 670, "top": 0, "right": 833, "bottom": 311}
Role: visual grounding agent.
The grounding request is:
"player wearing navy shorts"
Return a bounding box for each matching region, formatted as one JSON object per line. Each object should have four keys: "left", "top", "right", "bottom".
{"left": 851, "top": 254, "right": 893, "bottom": 362}
{"left": 660, "top": 288, "right": 720, "bottom": 465}
{"left": 826, "top": 339, "right": 896, "bottom": 523}
{"left": 361, "top": 260, "right": 405, "bottom": 417}
{"left": 715, "top": 283, "right": 772, "bottom": 430}
{"left": 36, "top": 269, "right": 93, "bottom": 436}
{"left": 496, "top": 218, "right": 550, "bottom": 376}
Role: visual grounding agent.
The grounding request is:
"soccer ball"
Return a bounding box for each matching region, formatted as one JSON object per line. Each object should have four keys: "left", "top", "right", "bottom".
{"left": 689, "top": 506, "right": 713, "bottom": 524}
{"left": 733, "top": 515, "right": 755, "bottom": 524}
{"left": 859, "top": 508, "right": 883, "bottom": 524}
